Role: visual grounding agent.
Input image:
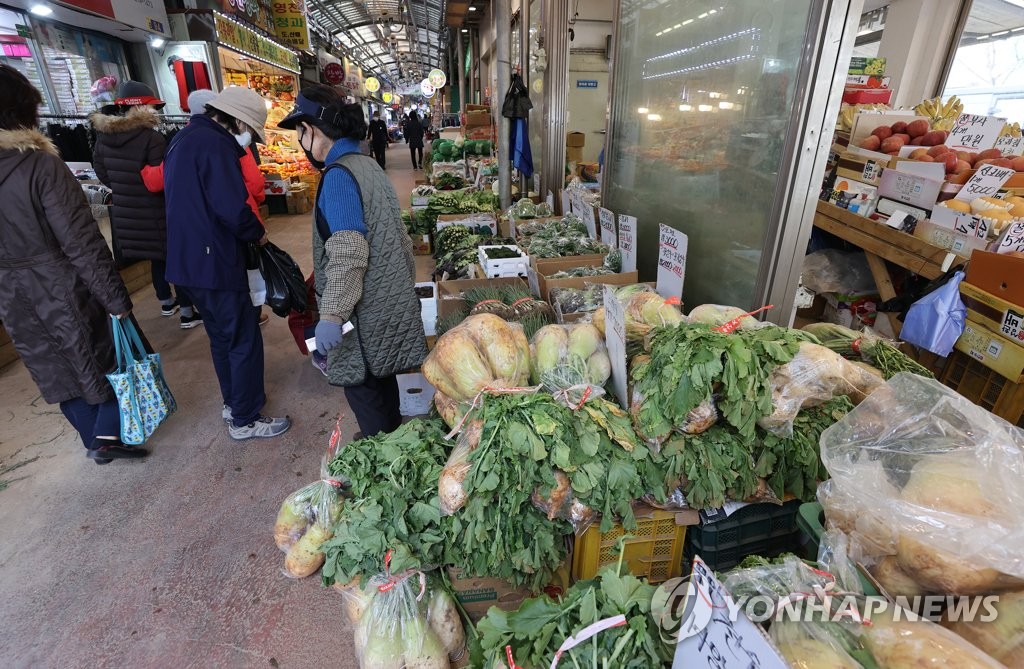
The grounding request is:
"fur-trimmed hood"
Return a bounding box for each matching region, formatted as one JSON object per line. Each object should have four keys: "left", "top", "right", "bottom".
{"left": 0, "top": 128, "right": 58, "bottom": 155}
{"left": 90, "top": 105, "right": 160, "bottom": 135}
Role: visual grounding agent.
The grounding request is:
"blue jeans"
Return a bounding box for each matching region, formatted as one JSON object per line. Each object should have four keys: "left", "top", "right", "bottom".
{"left": 60, "top": 397, "right": 121, "bottom": 449}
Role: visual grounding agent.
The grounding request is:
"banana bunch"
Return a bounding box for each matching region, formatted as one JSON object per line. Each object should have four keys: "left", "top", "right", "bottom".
{"left": 1000, "top": 122, "right": 1022, "bottom": 138}
{"left": 837, "top": 103, "right": 892, "bottom": 132}
{"left": 913, "top": 95, "right": 963, "bottom": 131}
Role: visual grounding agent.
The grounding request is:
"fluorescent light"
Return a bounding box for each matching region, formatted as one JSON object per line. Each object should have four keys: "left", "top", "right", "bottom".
{"left": 737, "top": 88, "right": 744, "bottom": 94}
{"left": 678, "top": 104, "right": 692, "bottom": 111}
{"left": 647, "top": 113, "right": 662, "bottom": 121}
{"left": 991, "top": 30, "right": 1010, "bottom": 36}
{"left": 682, "top": 19, "right": 693, "bottom": 25}
{"left": 674, "top": 23, "right": 681, "bottom": 28}
{"left": 719, "top": 101, "right": 734, "bottom": 109}
{"left": 709, "top": 91, "right": 720, "bottom": 98}
{"left": 709, "top": 9, "right": 717, "bottom": 13}
{"left": 150, "top": 37, "right": 166, "bottom": 48}
{"left": 697, "top": 104, "right": 713, "bottom": 112}
{"left": 469, "top": 5, "right": 477, "bottom": 9}
{"left": 699, "top": 12, "right": 708, "bottom": 18}
{"left": 29, "top": 3, "right": 52, "bottom": 15}
{"left": 637, "top": 107, "right": 649, "bottom": 114}
{"left": 461, "top": 28, "right": 468, "bottom": 32}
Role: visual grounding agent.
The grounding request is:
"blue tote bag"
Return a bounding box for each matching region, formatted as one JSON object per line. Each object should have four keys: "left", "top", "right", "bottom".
{"left": 106, "top": 316, "right": 176, "bottom": 444}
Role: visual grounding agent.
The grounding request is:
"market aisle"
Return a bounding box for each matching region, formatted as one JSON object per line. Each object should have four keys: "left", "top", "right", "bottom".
{"left": 0, "top": 212, "right": 364, "bottom": 668}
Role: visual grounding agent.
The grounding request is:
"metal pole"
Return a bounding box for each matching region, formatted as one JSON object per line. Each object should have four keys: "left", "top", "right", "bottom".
{"left": 456, "top": 28, "right": 466, "bottom": 118}
{"left": 496, "top": 0, "right": 512, "bottom": 209}
{"left": 519, "top": 0, "right": 530, "bottom": 198}
{"left": 469, "top": 29, "right": 477, "bottom": 107}
{"left": 542, "top": 0, "right": 569, "bottom": 199}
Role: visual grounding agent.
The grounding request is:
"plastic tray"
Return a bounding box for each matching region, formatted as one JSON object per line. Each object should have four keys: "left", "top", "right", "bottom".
{"left": 572, "top": 507, "right": 687, "bottom": 584}
{"left": 478, "top": 245, "right": 529, "bottom": 278}
{"left": 685, "top": 500, "right": 802, "bottom": 572}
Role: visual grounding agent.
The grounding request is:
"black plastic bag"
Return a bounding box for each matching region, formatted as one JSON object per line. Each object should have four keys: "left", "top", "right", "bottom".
{"left": 257, "top": 241, "right": 308, "bottom": 317}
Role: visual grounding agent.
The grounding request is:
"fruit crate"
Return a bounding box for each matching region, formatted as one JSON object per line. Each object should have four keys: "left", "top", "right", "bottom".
{"left": 572, "top": 507, "right": 688, "bottom": 584}
{"left": 478, "top": 245, "right": 529, "bottom": 278}
{"left": 684, "top": 500, "right": 802, "bottom": 573}
{"left": 940, "top": 350, "right": 1024, "bottom": 427}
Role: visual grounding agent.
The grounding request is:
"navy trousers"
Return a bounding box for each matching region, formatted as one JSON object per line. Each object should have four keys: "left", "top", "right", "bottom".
{"left": 60, "top": 397, "right": 121, "bottom": 449}
{"left": 184, "top": 287, "right": 265, "bottom": 426}
{"left": 344, "top": 374, "right": 402, "bottom": 437}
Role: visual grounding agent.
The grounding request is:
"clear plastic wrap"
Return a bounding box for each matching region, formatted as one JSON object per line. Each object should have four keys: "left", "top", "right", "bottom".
{"left": 276, "top": 421, "right": 345, "bottom": 578}
{"left": 943, "top": 590, "right": 1024, "bottom": 667}
{"left": 863, "top": 611, "right": 1005, "bottom": 669}
{"left": 591, "top": 285, "right": 684, "bottom": 349}
{"left": 509, "top": 198, "right": 538, "bottom": 219}
{"left": 820, "top": 373, "right": 1024, "bottom": 595}
{"left": 530, "top": 323, "right": 610, "bottom": 408}
{"left": 437, "top": 418, "right": 482, "bottom": 516}
{"left": 757, "top": 342, "right": 885, "bottom": 437}
{"left": 530, "top": 470, "right": 599, "bottom": 534}
{"left": 687, "top": 303, "right": 769, "bottom": 330}
{"left": 431, "top": 160, "right": 466, "bottom": 179}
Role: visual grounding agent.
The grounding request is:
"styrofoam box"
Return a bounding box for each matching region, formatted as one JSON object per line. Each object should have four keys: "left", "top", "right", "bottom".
{"left": 478, "top": 245, "right": 529, "bottom": 278}
{"left": 398, "top": 373, "right": 436, "bottom": 416}
{"left": 417, "top": 281, "right": 437, "bottom": 336}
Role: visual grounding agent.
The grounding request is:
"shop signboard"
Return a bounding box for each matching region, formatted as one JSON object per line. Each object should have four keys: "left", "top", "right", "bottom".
{"left": 219, "top": 0, "right": 274, "bottom": 34}
{"left": 428, "top": 68, "right": 447, "bottom": 88}
{"left": 271, "top": 0, "right": 310, "bottom": 51}
{"left": 323, "top": 62, "right": 344, "bottom": 85}
{"left": 365, "top": 76, "right": 380, "bottom": 93}
{"left": 617, "top": 214, "right": 638, "bottom": 273}
{"left": 59, "top": 0, "right": 170, "bottom": 36}
{"left": 215, "top": 12, "right": 299, "bottom": 72}
{"left": 656, "top": 224, "right": 687, "bottom": 302}
{"left": 945, "top": 113, "right": 1006, "bottom": 152}
{"left": 421, "top": 79, "right": 435, "bottom": 97}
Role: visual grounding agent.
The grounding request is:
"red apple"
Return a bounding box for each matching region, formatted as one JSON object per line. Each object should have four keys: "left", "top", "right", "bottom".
{"left": 891, "top": 121, "right": 908, "bottom": 134}
{"left": 927, "top": 144, "right": 951, "bottom": 157}
{"left": 942, "top": 153, "right": 959, "bottom": 173}
{"left": 909, "top": 148, "right": 929, "bottom": 159}
{"left": 978, "top": 148, "right": 1003, "bottom": 161}
{"left": 871, "top": 126, "right": 893, "bottom": 140}
{"left": 954, "top": 160, "right": 972, "bottom": 174}
{"left": 909, "top": 137, "right": 923, "bottom": 145}
{"left": 1011, "top": 156, "right": 1024, "bottom": 171}
{"left": 917, "top": 155, "right": 935, "bottom": 162}
{"left": 992, "top": 158, "right": 1014, "bottom": 168}
{"left": 907, "top": 120, "right": 930, "bottom": 138}
{"left": 859, "top": 135, "right": 882, "bottom": 151}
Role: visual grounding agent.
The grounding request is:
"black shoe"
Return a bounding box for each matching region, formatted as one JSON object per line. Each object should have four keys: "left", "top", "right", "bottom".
{"left": 92, "top": 456, "right": 113, "bottom": 465}
{"left": 161, "top": 301, "right": 180, "bottom": 317}
{"left": 180, "top": 312, "right": 203, "bottom": 329}
{"left": 87, "top": 443, "right": 149, "bottom": 461}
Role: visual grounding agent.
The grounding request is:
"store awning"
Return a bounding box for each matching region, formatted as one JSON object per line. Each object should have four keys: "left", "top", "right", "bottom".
{"left": 307, "top": 0, "right": 447, "bottom": 89}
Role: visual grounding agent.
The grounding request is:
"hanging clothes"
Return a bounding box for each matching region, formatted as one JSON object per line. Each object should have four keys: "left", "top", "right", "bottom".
{"left": 502, "top": 73, "right": 534, "bottom": 178}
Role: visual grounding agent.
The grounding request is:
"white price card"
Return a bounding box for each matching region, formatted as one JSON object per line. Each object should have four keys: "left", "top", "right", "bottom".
{"left": 656, "top": 224, "right": 688, "bottom": 302}
{"left": 995, "top": 133, "right": 1024, "bottom": 157}
{"left": 578, "top": 198, "right": 598, "bottom": 239}
{"left": 546, "top": 189, "right": 555, "bottom": 209}
{"left": 953, "top": 215, "right": 991, "bottom": 241}
{"left": 598, "top": 207, "right": 617, "bottom": 247}
{"left": 1000, "top": 306, "right": 1024, "bottom": 345}
{"left": 672, "top": 556, "right": 789, "bottom": 669}
{"left": 954, "top": 163, "right": 1015, "bottom": 202}
{"left": 560, "top": 190, "right": 572, "bottom": 216}
{"left": 617, "top": 214, "right": 638, "bottom": 273}
{"left": 603, "top": 285, "right": 628, "bottom": 407}
{"left": 945, "top": 113, "right": 1006, "bottom": 152}
{"left": 998, "top": 220, "right": 1024, "bottom": 255}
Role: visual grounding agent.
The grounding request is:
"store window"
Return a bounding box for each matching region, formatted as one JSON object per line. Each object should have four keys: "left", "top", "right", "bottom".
{"left": 30, "top": 19, "right": 128, "bottom": 115}
{"left": 943, "top": 0, "right": 1024, "bottom": 119}
{"left": 0, "top": 7, "right": 52, "bottom": 114}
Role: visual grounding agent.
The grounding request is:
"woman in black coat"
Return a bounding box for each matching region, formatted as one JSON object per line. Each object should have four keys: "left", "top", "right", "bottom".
{"left": 0, "top": 65, "right": 147, "bottom": 464}
{"left": 91, "top": 81, "right": 200, "bottom": 329}
{"left": 405, "top": 111, "right": 425, "bottom": 170}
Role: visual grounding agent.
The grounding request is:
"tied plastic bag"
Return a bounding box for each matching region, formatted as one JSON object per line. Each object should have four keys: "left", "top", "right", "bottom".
{"left": 899, "top": 270, "right": 966, "bottom": 356}
{"left": 274, "top": 418, "right": 346, "bottom": 578}
{"left": 819, "top": 373, "right": 1024, "bottom": 596}
{"left": 591, "top": 284, "right": 685, "bottom": 351}
{"left": 758, "top": 342, "right": 884, "bottom": 437}
{"left": 347, "top": 558, "right": 463, "bottom": 669}
{"left": 943, "top": 590, "right": 1024, "bottom": 666}
{"left": 509, "top": 197, "right": 538, "bottom": 219}
{"left": 257, "top": 241, "right": 308, "bottom": 318}
{"left": 530, "top": 469, "right": 599, "bottom": 533}
{"left": 244, "top": 243, "right": 266, "bottom": 307}
{"left": 530, "top": 323, "right": 610, "bottom": 409}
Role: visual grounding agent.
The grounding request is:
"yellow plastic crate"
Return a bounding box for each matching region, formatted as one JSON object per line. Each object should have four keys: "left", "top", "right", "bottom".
{"left": 572, "top": 507, "right": 687, "bottom": 584}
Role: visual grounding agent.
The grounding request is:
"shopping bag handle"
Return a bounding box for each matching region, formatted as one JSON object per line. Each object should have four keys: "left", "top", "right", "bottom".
{"left": 110, "top": 316, "right": 150, "bottom": 369}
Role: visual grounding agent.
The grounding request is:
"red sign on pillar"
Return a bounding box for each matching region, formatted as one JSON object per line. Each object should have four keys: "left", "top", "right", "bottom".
{"left": 324, "top": 62, "right": 344, "bottom": 85}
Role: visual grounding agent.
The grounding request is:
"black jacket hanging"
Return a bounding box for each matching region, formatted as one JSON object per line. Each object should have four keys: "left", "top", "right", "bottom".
{"left": 502, "top": 73, "right": 533, "bottom": 119}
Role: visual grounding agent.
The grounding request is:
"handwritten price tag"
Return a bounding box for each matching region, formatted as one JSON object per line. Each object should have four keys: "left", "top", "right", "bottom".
{"left": 656, "top": 224, "right": 688, "bottom": 302}
{"left": 617, "top": 214, "right": 638, "bottom": 272}
{"left": 954, "top": 163, "right": 1015, "bottom": 202}
{"left": 560, "top": 190, "right": 572, "bottom": 216}
{"left": 995, "top": 134, "right": 1024, "bottom": 157}
{"left": 953, "top": 215, "right": 991, "bottom": 240}
{"left": 577, "top": 197, "right": 598, "bottom": 239}
{"left": 603, "top": 285, "right": 628, "bottom": 406}
{"left": 598, "top": 207, "right": 617, "bottom": 247}
{"left": 998, "top": 221, "right": 1024, "bottom": 254}
{"left": 546, "top": 190, "right": 555, "bottom": 209}
{"left": 945, "top": 113, "right": 1006, "bottom": 152}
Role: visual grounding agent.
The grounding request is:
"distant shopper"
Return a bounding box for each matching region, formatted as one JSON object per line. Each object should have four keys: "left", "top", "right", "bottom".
{"left": 405, "top": 111, "right": 425, "bottom": 169}
{"left": 91, "top": 81, "right": 201, "bottom": 329}
{"left": 367, "top": 110, "right": 389, "bottom": 169}
{"left": 0, "top": 64, "right": 145, "bottom": 464}
{"left": 278, "top": 85, "right": 427, "bottom": 437}
{"left": 164, "top": 86, "right": 291, "bottom": 440}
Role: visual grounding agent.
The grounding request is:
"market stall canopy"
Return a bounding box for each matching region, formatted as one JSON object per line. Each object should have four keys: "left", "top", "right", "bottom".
{"left": 960, "top": 0, "right": 1024, "bottom": 44}
{"left": 308, "top": 0, "right": 446, "bottom": 89}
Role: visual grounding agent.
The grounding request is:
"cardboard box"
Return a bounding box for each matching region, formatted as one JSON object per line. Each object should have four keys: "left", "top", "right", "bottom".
{"left": 966, "top": 250, "right": 1024, "bottom": 307}
{"left": 955, "top": 317, "right": 1024, "bottom": 383}
{"left": 827, "top": 178, "right": 877, "bottom": 216}
{"left": 528, "top": 256, "right": 639, "bottom": 302}
{"left": 848, "top": 57, "right": 886, "bottom": 76}
{"left": 436, "top": 212, "right": 499, "bottom": 235}
{"left": 464, "top": 110, "right": 492, "bottom": 128}
{"left": 410, "top": 233, "right": 431, "bottom": 256}
{"left": 566, "top": 146, "right": 584, "bottom": 164}
{"left": 878, "top": 168, "right": 942, "bottom": 211}
{"left": 913, "top": 219, "right": 986, "bottom": 259}
{"left": 960, "top": 281, "right": 1024, "bottom": 343}
{"left": 264, "top": 178, "right": 289, "bottom": 195}
{"left": 566, "top": 131, "right": 586, "bottom": 148}
{"left": 396, "top": 372, "right": 435, "bottom": 416}
{"left": 437, "top": 277, "right": 530, "bottom": 321}
{"left": 846, "top": 74, "right": 891, "bottom": 87}
{"left": 836, "top": 152, "right": 886, "bottom": 187}
{"left": 416, "top": 281, "right": 437, "bottom": 336}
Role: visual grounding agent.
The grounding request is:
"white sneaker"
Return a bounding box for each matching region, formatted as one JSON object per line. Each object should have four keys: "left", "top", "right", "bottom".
{"left": 228, "top": 415, "right": 291, "bottom": 440}
{"left": 222, "top": 405, "right": 232, "bottom": 424}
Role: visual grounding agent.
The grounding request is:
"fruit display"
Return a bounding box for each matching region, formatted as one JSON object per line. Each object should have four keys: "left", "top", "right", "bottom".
{"left": 837, "top": 102, "right": 891, "bottom": 131}
{"left": 913, "top": 95, "right": 964, "bottom": 131}
{"left": 248, "top": 73, "right": 295, "bottom": 101}
{"left": 936, "top": 194, "right": 1024, "bottom": 237}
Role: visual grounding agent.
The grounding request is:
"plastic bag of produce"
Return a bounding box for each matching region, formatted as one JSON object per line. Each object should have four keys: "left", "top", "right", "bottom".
{"left": 592, "top": 284, "right": 684, "bottom": 350}
{"left": 863, "top": 610, "right": 1005, "bottom": 669}
{"left": 757, "top": 341, "right": 884, "bottom": 437}
{"left": 943, "top": 590, "right": 1024, "bottom": 666}
{"left": 531, "top": 323, "right": 610, "bottom": 408}
{"left": 687, "top": 303, "right": 768, "bottom": 330}
{"left": 437, "top": 418, "right": 482, "bottom": 515}
{"left": 820, "top": 373, "right": 1024, "bottom": 595}
{"left": 530, "top": 469, "right": 598, "bottom": 534}
{"left": 349, "top": 559, "right": 456, "bottom": 669}
{"left": 801, "top": 321, "right": 934, "bottom": 379}
{"left": 509, "top": 197, "right": 538, "bottom": 219}
{"left": 276, "top": 420, "right": 346, "bottom": 578}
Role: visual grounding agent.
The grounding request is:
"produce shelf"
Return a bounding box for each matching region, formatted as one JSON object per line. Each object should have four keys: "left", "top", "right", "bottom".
{"left": 572, "top": 507, "right": 688, "bottom": 584}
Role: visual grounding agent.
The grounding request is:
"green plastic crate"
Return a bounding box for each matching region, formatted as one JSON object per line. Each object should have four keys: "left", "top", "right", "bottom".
{"left": 685, "top": 500, "right": 802, "bottom": 572}
{"left": 796, "top": 501, "right": 826, "bottom": 561}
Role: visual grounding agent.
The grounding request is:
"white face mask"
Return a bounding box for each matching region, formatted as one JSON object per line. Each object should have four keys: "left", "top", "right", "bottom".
{"left": 235, "top": 130, "right": 253, "bottom": 148}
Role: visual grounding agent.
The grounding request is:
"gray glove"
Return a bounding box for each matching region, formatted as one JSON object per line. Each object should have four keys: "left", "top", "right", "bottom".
{"left": 315, "top": 320, "right": 344, "bottom": 355}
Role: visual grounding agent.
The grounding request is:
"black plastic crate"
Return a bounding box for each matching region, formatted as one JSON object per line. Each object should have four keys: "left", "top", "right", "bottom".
{"left": 684, "top": 500, "right": 803, "bottom": 572}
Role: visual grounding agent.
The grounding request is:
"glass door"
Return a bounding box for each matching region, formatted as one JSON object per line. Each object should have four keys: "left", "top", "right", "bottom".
{"left": 604, "top": 0, "right": 856, "bottom": 317}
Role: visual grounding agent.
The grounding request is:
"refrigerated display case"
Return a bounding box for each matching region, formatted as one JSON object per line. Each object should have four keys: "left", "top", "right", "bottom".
{"left": 603, "top": 0, "right": 860, "bottom": 322}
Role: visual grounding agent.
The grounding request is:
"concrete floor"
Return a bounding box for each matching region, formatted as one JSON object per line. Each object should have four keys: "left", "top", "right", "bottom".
{"left": 0, "top": 144, "right": 428, "bottom": 668}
